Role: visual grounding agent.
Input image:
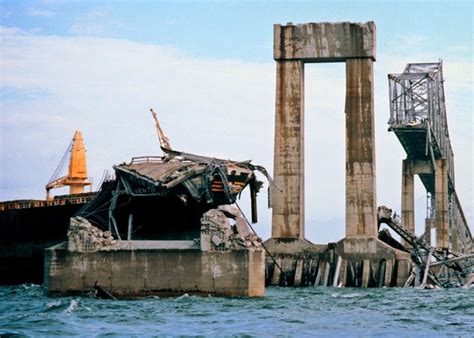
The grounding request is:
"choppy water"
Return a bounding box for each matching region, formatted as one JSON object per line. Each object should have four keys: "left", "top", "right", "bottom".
{"left": 1, "top": 284, "right": 473, "bottom": 336}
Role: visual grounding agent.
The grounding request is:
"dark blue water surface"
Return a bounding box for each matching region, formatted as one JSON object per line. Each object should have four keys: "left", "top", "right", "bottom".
{"left": 1, "top": 284, "right": 473, "bottom": 336}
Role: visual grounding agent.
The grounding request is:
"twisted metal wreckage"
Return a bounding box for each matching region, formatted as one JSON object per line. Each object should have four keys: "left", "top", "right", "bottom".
{"left": 73, "top": 147, "right": 274, "bottom": 242}
{"left": 69, "top": 109, "right": 275, "bottom": 252}
{"left": 381, "top": 62, "right": 474, "bottom": 288}
{"left": 378, "top": 206, "right": 474, "bottom": 289}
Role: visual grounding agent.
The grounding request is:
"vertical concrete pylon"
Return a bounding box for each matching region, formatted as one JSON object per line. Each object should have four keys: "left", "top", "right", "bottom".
{"left": 270, "top": 22, "right": 376, "bottom": 241}
{"left": 345, "top": 58, "right": 377, "bottom": 238}
{"left": 271, "top": 60, "right": 305, "bottom": 238}
{"left": 265, "top": 22, "right": 414, "bottom": 288}
{"left": 435, "top": 159, "right": 449, "bottom": 249}
{"left": 401, "top": 159, "right": 415, "bottom": 246}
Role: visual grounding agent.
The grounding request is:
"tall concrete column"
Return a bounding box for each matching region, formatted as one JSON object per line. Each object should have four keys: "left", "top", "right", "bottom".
{"left": 435, "top": 159, "right": 449, "bottom": 249}
{"left": 271, "top": 60, "right": 305, "bottom": 238}
{"left": 345, "top": 58, "right": 377, "bottom": 238}
{"left": 401, "top": 159, "right": 415, "bottom": 246}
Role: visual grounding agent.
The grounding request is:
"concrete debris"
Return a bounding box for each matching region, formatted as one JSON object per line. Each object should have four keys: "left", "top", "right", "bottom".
{"left": 200, "top": 205, "right": 261, "bottom": 251}
{"left": 68, "top": 216, "right": 116, "bottom": 252}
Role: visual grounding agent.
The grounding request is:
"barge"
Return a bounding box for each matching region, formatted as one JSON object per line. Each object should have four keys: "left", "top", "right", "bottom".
{"left": 0, "top": 193, "right": 96, "bottom": 284}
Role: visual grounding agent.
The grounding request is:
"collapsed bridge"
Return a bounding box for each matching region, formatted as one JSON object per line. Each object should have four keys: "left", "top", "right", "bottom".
{"left": 388, "top": 62, "right": 472, "bottom": 253}
{"left": 263, "top": 23, "right": 472, "bottom": 288}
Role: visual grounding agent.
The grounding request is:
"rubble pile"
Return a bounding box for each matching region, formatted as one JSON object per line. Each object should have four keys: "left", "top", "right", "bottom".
{"left": 200, "top": 205, "right": 262, "bottom": 250}
{"left": 67, "top": 216, "right": 116, "bottom": 252}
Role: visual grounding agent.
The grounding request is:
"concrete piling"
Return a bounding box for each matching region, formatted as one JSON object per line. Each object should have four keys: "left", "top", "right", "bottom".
{"left": 264, "top": 243, "right": 411, "bottom": 288}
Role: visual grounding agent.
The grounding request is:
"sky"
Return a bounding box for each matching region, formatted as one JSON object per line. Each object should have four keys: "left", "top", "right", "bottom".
{"left": 0, "top": 0, "right": 472, "bottom": 244}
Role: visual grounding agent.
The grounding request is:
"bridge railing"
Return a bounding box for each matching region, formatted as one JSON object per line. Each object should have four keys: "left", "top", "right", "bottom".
{"left": 388, "top": 72, "right": 430, "bottom": 126}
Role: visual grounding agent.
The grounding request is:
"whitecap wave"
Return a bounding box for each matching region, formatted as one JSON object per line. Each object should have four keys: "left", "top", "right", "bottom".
{"left": 21, "top": 283, "right": 40, "bottom": 290}
{"left": 46, "top": 300, "right": 62, "bottom": 308}
{"left": 64, "top": 299, "right": 79, "bottom": 314}
{"left": 177, "top": 293, "right": 189, "bottom": 299}
{"left": 331, "top": 292, "right": 362, "bottom": 298}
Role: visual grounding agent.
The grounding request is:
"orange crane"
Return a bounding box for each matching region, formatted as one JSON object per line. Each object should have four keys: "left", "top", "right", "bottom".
{"left": 45, "top": 130, "right": 92, "bottom": 200}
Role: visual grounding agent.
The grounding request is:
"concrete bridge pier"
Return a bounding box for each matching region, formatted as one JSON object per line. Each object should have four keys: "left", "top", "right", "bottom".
{"left": 264, "top": 21, "right": 411, "bottom": 287}
{"left": 264, "top": 58, "right": 317, "bottom": 260}
{"left": 389, "top": 62, "right": 473, "bottom": 255}
{"left": 435, "top": 159, "right": 449, "bottom": 249}
{"left": 398, "top": 158, "right": 450, "bottom": 250}
{"left": 401, "top": 159, "right": 415, "bottom": 247}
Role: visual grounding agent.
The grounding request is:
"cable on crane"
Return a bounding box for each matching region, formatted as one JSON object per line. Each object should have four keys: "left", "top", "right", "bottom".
{"left": 48, "top": 138, "right": 73, "bottom": 184}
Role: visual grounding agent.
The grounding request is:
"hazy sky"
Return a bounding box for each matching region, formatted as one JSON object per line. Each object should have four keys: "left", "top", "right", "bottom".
{"left": 1, "top": 0, "right": 472, "bottom": 243}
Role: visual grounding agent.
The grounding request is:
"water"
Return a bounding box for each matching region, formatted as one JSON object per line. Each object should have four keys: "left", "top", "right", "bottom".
{"left": 1, "top": 284, "right": 473, "bottom": 336}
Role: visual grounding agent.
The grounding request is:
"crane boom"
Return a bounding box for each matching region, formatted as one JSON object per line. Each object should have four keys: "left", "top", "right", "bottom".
{"left": 150, "top": 108, "right": 172, "bottom": 150}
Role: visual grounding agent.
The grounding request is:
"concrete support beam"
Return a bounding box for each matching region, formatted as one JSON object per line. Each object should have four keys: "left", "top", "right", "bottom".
{"left": 322, "top": 262, "right": 330, "bottom": 286}
{"left": 395, "top": 259, "right": 411, "bottom": 287}
{"left": 450, "top": 206, "right": 460, "bottom": 251}
{"left": 401, "top": 159, "right": 415, "bottom": 246}
{"left": 294, "top": 259, "right": 304, "bottom": 286}
{"left": 274, "top": 22, "right": 376, "bottom": 61}
{"left": 314, "top": 262, "right": 322, "bottom": 286}
{"left": 435, "top": 159, "right": 449, "bottom": 249}
{"left": 425, "top": 218, "right": 434, "bottom": 246}
{"left": 412, "top": 160, "right": 433, "bottom": 175}
{"left": 271, "top": 60, "right": 305, "bottom": 238}
{"left": 271, "top": 258, "right": 282, "bottom": 285}
{"left": 339, "top": 259, "right": 348, "bottom": 286}
{"left": 384, "top": 259, "right": 394, "bottom": 287}
{"left": 332, "top": 255, "right": 343, "bottom": 287}
{"left": 345, "top": 58, "right": 377, "bottom": 238}
{"left": 361, "top": 259, "right": 370, "bottom": 287}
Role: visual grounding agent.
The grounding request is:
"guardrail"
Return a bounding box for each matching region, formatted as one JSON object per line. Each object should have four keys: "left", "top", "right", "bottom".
{"left": 0, "top": 193, "right": 96, "bottom": 211}
{"left": 130, "top": 156, "right": 163, "bottom": 164}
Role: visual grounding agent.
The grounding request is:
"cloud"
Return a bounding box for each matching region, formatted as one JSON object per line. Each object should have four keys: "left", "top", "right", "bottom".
{"left": 1, "top": 26, "right": 472, "bottom": 242}
{"left": 388, "top": 34, "right": 427, "bottom": 50}
{"left": 69, "top": 7, "right": 113, "bottom": 35}
{"left": 25, "top": 8, "right": 55, "bottom": 18}
{"left": 0, "top": 26, "right": 276, "bottom": 237}
{"left": 0, "top": 26, "right": 28, "bottom": 35}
